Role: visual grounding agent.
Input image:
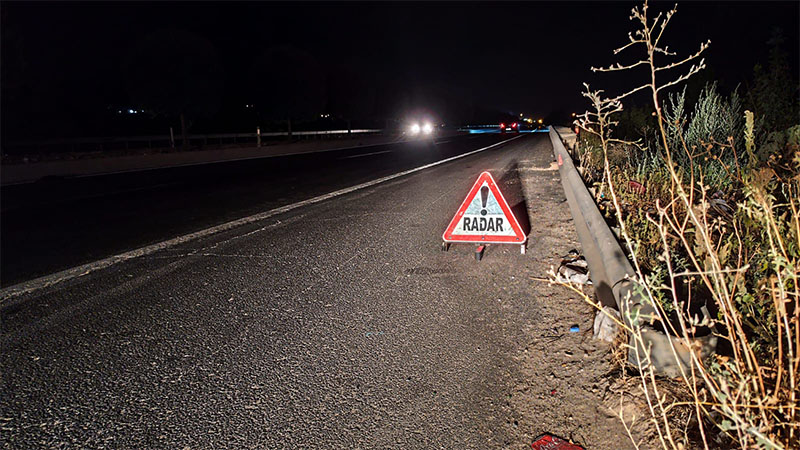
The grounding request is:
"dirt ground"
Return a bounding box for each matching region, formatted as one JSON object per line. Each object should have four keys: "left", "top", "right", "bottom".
{"left": 507, "top": 148, "right": 642, "bottom": 449}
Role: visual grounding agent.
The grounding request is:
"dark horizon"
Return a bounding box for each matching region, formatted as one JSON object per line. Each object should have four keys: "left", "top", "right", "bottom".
{"left": 2, "top": 1, "right": 798, "bottom": 140}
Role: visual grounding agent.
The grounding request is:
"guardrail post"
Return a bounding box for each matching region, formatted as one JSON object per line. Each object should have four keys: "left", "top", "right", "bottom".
{"left": 257, "top": 127, "right": 262, "bottom": 148}
{"left": 169, "top": 127, "right": 175, "bottom": 149}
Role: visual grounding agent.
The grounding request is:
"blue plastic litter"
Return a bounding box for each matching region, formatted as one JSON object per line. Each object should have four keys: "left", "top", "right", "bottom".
{"left": 569, "top": 325, "right": 580, "bottom": 333}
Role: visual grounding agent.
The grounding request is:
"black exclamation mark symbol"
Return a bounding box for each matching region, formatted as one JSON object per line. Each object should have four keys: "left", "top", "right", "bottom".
{"left": 480, "top": 186, "right": 489, "bottom": 216}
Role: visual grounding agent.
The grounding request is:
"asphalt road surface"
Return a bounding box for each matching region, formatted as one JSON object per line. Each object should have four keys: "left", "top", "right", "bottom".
{"left": 1, "top": 133, "right": 511, "bottom": 286}
{"left": 1, "top": 133, "right": 632, "bottom": 448}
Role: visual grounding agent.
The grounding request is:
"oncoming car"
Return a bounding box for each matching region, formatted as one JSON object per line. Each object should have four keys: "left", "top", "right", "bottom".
{"left": 407, "top": 120, "right": 435, "bottom": 137}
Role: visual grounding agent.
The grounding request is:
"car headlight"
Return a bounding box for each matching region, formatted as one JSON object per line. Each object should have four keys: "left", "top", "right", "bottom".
{"left": 410, "top": 123, "right": 421, "bottom": 134}
{"left": 422, "top": 122, "right": 433, "bottom": 134}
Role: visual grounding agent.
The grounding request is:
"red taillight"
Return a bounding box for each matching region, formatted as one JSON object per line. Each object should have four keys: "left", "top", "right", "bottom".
{"left": 500, "top": 123, "right": 505, "bottom": 128}
{"left": 512, "top": 123, "right": 518, "bottom": 128}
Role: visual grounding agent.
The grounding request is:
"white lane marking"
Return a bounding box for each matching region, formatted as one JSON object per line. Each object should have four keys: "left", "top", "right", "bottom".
{"left": 0, "top": 134, "right": 524, "bottom": 302}
{"left": 436, "top": 140, "right": 452, "bottom": 144}
{"left": 339, "top": 150, "right": 392, "bottom": 160}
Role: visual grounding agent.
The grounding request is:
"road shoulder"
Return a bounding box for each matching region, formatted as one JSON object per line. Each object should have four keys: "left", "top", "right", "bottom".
{"left": 507, "top": 140, "right": 633, "bottom": 448}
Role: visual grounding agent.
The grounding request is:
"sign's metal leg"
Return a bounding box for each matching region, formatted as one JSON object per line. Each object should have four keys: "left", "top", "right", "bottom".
{"left": 441, "top": 242, "right": 450, "bottom": 252}
{"left": 521, "top": 244, "right": 526, "bottom": 255}
{"left": 475, "top": 245, "right": 486, "bottom": 261}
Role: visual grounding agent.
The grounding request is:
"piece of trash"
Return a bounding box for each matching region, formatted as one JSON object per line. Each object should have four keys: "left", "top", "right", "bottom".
{"left": 709, "top": 191, "right": 734, "bottom": 221}
{"left": 364, "top": 331, "right": 385, "bottom": 338}
{"left": 550, "top": 389, "right": 557, "bottom": 396}
{"left": 531, "top": 433, "right": 584, "bottom": 450}
{"left": 569, "top": 325, "right": 580, "bottom": 333}
{"left": 628, "top": 180, "right": 646, "bottom": 195}
{"left": 543, "top": 334, "right": 562, "bottom": 343}
{"left": 593, "top": 306, "right": 621, "bottom": 342}
{"left": 556, "top": 251, "right": 592, "bottom": 285}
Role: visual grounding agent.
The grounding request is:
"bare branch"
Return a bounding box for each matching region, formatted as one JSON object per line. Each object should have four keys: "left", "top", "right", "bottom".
{"left": 607, "top": 137, "right": 646, "bottom": 151}
{"left": 655, "top": 41, "right": 710, "bottom": 72}
{"left": 653, "top": 5, "right": 678, "bottom": 47}
{"left": 594, "top": 60, "right": 650, "bottom": 72}
{"left": 649, "top": 11, "right": 664, "bottom": 36}
{"left": 654, "top": 45, "right": 677, "bottom": 56}
{"left": 656, "top": 59, "right": 706, "bottom": 92}
{"left": 614, "top": 37, "right": 647, "bottom": 55}
{"left": 613, "top": 83, "right": 652, "bottom": 102}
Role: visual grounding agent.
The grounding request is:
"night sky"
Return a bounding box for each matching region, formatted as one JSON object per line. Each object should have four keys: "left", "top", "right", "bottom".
{"left": 2, "top": 1, "right": 798, "bottom": 139}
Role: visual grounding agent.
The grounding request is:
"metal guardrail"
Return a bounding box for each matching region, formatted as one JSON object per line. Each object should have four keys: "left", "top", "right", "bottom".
{"left": 5, "top": 129, "right": 384, "bottom": 153}
{"left": 549, "top": 127, "right": 717, "bottom": 377}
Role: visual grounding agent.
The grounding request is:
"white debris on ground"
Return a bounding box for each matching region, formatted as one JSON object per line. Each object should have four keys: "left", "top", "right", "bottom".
{"left": 555, "top": 250, "right": 592, "bottom": 285}
{"left": 593, "top": 306, "right": 621, "bottom": 343}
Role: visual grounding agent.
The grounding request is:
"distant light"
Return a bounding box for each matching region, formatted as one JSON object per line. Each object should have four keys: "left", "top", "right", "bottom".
{"left": 422, "top": 122, "right": 433, "bottom": 134}
{"left": 571, "top": 112, "right": 577, "bottom": 117}
{"left": 537, "top": 118, "right": 543, "bottom": 124}
{"left": 410, "top": 123, "right": 421, "bottom": 134}
{"left": 128, "top": 109, "right": 134, "bottom": 114}
{"left": 512, "top": 123, "right": 517, "bottom": 128}
{"left": 500, "top": 123, "right": 505, "bottom": 128}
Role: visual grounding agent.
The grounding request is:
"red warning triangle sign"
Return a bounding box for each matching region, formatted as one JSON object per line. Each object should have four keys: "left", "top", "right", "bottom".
{"left": 442, "top": 171, "right": 527, "bottom": 244}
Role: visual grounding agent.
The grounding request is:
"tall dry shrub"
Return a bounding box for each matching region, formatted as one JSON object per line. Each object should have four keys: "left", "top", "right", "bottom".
{"left": 566, "top": 2, "right": 799, "bottom": 448}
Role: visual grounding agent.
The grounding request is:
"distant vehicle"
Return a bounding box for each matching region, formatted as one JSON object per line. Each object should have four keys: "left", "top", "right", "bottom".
{"left": 407, "top": 120, "right": 435, "bottom": 138}
{"left": 499, "top": 121, "right": 520, "bottom": 134}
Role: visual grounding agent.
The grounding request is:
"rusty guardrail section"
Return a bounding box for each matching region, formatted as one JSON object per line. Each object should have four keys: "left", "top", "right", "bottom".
{"left": 549, "top": 127, "right": 717, "bottom": 377}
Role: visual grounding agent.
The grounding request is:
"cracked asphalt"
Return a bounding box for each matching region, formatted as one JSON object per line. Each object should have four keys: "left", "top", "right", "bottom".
{"left": 1, "top": 134, "right": 631, "bottom": 448}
